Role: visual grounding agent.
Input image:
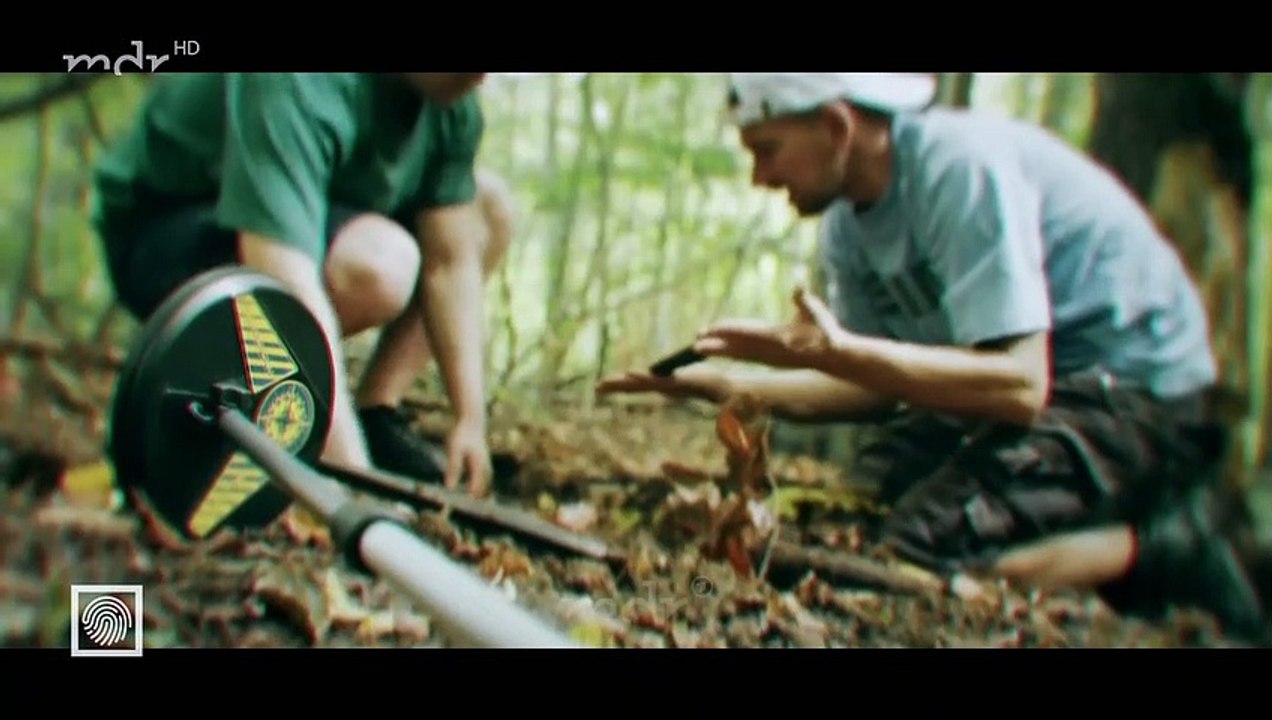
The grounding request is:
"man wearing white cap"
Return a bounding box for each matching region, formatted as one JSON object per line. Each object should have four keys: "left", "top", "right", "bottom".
{"left": 598, "top": 73, "right": 1267, "bottom": 642}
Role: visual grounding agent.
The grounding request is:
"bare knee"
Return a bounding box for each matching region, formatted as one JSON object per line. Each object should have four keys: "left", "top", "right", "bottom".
{"left": 325, "top": 214, "right": 421, "bottom": 336}
{"left": 475, "top": 169, "right": 515, "bottom": 274}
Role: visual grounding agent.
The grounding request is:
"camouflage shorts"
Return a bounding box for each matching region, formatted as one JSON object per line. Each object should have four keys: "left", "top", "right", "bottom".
{"left": 851, "top": 370, "right": 1223, "bottom": 573}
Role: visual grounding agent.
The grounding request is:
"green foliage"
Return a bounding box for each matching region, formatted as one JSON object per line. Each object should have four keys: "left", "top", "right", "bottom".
{"left": 0, "top": 75, "right": 150, "bottom": 333}
{"left": 1243, "top": 76, "right": 1272, "bottom": 470}
{"left": 688, "top": 146, "right": 740, "bottom": 179}
{"left": 0, "top": 72, "right": 1265, "bottom": 423}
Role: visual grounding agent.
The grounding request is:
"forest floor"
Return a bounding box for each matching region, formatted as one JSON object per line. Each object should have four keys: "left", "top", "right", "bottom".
{"left": 0, "top": 367, "right": 1253, "bottom": 650}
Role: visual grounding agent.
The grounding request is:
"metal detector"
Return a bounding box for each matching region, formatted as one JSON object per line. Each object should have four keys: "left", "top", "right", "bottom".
{"left": 106, "top": 266, "right": 587, "bottom": 648}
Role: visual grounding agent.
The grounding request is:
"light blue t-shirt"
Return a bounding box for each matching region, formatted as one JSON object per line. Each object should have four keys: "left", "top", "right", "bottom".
{"left": 820, "top": 108, "right": 1216, "bottom": 399}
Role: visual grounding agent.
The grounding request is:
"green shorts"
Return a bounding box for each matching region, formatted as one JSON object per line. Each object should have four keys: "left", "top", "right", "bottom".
{"left": 100, "top": 198, "right": 363, "bottom": 322}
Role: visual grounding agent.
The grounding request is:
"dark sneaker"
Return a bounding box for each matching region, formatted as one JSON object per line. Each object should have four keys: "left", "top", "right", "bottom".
{"left": 357, "top": 405, "right": 448, "bottom": 483}
{"left": 1098, "top": 484, "right": 1270, "bottom": 645}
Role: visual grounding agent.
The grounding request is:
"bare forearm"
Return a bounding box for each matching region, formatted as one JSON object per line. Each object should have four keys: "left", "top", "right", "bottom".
{"left": 818, "top": 334, "right": 1046, "bottom": 425}
{"left": 678, "top": 366, "right": 893, "bottom": 422}
{"left": 295, "top": 285, "right": 372, "bottom": 466}
{"left": 237, "top": 233, "right": 370, "bottom": 468}
{"left": 419, "top": 258, "right": 487, "bottom": 426}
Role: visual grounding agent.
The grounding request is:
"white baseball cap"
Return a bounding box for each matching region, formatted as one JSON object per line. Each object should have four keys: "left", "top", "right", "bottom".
{"left": 726, "top": 73, "right": 939, "bottom": 126}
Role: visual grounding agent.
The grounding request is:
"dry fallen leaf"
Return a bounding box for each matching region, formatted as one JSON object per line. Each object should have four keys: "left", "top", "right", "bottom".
{"left": 128, "top": 488, "right": 193, "bottom": 553}
{"left": 559, "top": 560, "right": 617, "bottom": 595}
{"left": 660, "top": 460, "right": 713, "bottom": 484}
{"left": 252, "top": 554, "right": 330, "bottom": 644}
{"left": 717, "top": 395, "right": 772, "bottom": 498}
{"left": 1003, "top": 594, "right": 1032, "bottom": 623}
{"left": 775, "top": 593, "right": 830, "bottom": 648}
{"left": 663, "top": 398, "right": 782, "bottom": 579}
{"left": 32, "top": 503, "right": 134, "bottom": 540}
{"left": 653, "top": 483, "right": 722, "bottom": 545}
{"left": 569, "top": 622, "right": 617, "bottom": 648}
{"left": 324, "top": 569, "right": 370, "bottom": 630}
{"left": 886, "top": 560, "right": 946, "bottom": 596}
{"left": 794, "top": 572, "right": 831, "bottom": 608}
{"left": 724, "top": 615, "right": 765, "bottom": 646}
{"left": 773, "top": 486, "right": 875, "bottom": 521}
{"left": 716, "top": 407, "right": 752, "bottom": 457}
{"left": 553, "top": 501, "right": 599, "bottom": 534}
{"left": 354, "top": 612, "right": 396, "bottom": 644}
{"left": 708, "top": 495, "right": 761, "bottom": 577}
{"left": 557, "top": 595, "right": 625, "bottom": 647}
{"left": 846, "top": 524, "right": 864, "bottom": 553}
{"left": 282, "top": 506, "right": 333, "bottom": 548}
{"left": 1028, "top": 607, "right": 1070, "bottom": 647}
{"left": 958, "top": 579, "right": 1007, "bottom": 628}
{"left": 536, "top": 492, "right": 556, "bottom": 516}
{"left": 670, "top": 621, "right": 704, "bottom": 649}
{"left": 625, "top": 541, "right": 664, "bottom": 584}
{"left": 988, "top": 628, "right": 1024, "bottom": 648}
{"left": 829, "top": 590, "right": 888, "bottom": 629}
{"left": 625, "top": 598, "right": 669, "bottom": 633}
{"left": 539, "top": 423, "right": 578, "bottom": 463}
{"left": 1040, "top": 595, "right": 1086, "bottom": 625}
{"left": 587, "top": 426, "right": 647, "bottom": 478}
{"left": 58, "top": 459, "right": 117, "bottom": 509}
{"left": 772, "top": 455, "right": 837, "bottom": 486}
{"left": 746, "top": 498, "right": 776, "bottom": 537}
{"left": 949, "top": 573, "right": 988, "bottom": 601}
{"left": 478, "top": 543, "right": 533, "bottom": 582}
{"left": 0, "top": 571, "right": 44, "bottom": 602}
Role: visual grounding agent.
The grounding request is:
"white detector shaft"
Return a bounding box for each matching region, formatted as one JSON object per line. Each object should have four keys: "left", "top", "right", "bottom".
{"left": 215, "top": 405, "right": 577, "bottom": 649}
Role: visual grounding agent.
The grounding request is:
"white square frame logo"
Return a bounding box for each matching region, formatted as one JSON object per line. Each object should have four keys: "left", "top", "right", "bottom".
{"left": 71, "top": 584, "right": 144, "bottom": 657}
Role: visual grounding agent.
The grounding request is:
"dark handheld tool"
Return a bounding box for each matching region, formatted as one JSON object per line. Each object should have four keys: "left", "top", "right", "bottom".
{"left": 107, "top": 266, "right": 577, "bottom": 648}
{"left": 648, "top": 345, "right": 706, "bottom": 377}
{"left": 313, "top": 460, "right": 618, "bottom": 561}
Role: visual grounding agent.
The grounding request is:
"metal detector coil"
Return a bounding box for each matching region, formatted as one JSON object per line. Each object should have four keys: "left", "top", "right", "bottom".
{"left": 108, "top": 266, "right": 334, "bottom": 539}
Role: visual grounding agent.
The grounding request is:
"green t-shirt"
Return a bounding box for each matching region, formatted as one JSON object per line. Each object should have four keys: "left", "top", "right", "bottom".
{"left": 92, "top": 73, "right": 484, "bottom": 262}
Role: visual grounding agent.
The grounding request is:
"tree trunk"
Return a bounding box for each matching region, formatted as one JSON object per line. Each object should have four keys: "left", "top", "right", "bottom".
{"left": 1088, "top": 72, "right": 1262, "bottom": 476}
{"left": 1009, "top": 74, "right": 1035, "bottom": 119}
{"left": 540, "top": 74, "right": 593, "bottom": 398}
{"left": 1039, "top": 73, "right": 1085, "bottom": 138}
{"left": 937, "top": 73, "right": 974, "bottom": 108}
{"left": 651, "top": 74, "right": 691, "bottom": 355}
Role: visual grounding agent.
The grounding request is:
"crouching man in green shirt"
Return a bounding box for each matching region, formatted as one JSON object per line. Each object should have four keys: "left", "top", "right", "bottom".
{"left": 92, "top": 73, "right": 511, "bottom": 497}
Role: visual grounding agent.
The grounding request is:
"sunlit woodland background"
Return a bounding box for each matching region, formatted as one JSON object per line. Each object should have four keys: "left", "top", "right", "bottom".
{"left": 0, "top": 72, "right": 1268, "bottom": 487}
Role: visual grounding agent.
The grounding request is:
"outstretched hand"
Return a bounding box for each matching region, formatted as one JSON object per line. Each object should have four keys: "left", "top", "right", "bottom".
{"left": 595, "top": 369, "right": 725, "bottom": 404}
{"left": 692, "top": 287, "right": 850, "bottom": 371}
{"left": 597, "top": 371, "right": 684, "bottom": 396}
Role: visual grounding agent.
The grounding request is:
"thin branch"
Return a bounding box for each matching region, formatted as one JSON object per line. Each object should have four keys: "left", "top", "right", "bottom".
{"left": 32, "top": 294, "right": 73, "bottom": 338}
{"left": 0, "top": 75, "right": 106, "bottom": 124}
{"left": 9, "top": 97, "right": 52, "bottom": 341}
{"left": 757, "top": 460, "right": 780, "bottom": 583}
{"left": 0, "top": 336, "right": 126, "bottom": 370}
{"left": 767, "top": 542, "right": 946, "bottom": 596}
{"left": 494, "top": 264, "right": 519, "bottom": 393}
{"left": 80, "top": 86, "right": 107, "bottom": 143}
{"left": 36, "top": 358, "right": 100, "bottom": 418}
{"left": 501, "top": 228, "right": 783, "bottom": 383}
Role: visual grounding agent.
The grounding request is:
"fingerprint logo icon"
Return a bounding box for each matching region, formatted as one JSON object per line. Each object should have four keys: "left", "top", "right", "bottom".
{"left": 71, "top": 585, "right": 144, "bottom": 657}
{"left": 83, "top": 596, "right": 133, "bottom": 647}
